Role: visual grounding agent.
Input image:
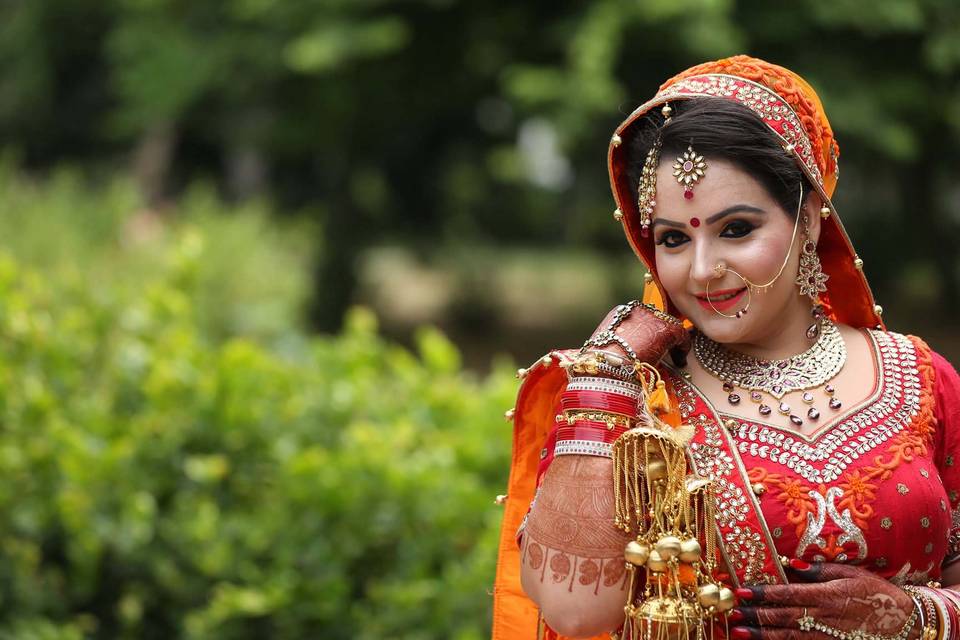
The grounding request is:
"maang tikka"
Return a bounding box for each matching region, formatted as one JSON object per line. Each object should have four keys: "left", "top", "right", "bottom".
{"left": 796, "top": 211, "right": 829, "bottom": 339}
{"left": 638, "top": 104, "right": 710, "bottom": 236}
{"left": 673, "top": 145, "right": 707, "bottom": 199}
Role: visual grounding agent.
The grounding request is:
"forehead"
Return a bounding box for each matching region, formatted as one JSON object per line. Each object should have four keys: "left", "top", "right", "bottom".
{"left": 654, "top": 156, "right": 775, "bottom": 220}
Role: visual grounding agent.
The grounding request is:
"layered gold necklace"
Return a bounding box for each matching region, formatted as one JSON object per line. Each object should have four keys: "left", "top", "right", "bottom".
{"left": 694, "top": 318, "right": 847, "bottom": 426}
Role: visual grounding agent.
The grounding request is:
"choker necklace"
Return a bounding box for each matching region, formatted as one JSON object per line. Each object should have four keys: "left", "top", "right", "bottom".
{"left": 693, "top": 318, "right": 847, "bottom": 426}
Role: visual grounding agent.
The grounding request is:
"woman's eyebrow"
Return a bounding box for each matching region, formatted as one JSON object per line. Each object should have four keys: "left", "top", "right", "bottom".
{"left": 651, "top": 218, "right": 686, "bottom": 230}
{"left": 705, "top": 204, "right": 766, "bottom": 224}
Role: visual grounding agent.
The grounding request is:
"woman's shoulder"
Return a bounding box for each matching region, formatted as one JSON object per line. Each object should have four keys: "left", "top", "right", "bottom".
{"left": 836, "top": 324, "right": 959, "bottom": 396}
{"left": 867, "top": 327, "right": 960, "bottom": 408}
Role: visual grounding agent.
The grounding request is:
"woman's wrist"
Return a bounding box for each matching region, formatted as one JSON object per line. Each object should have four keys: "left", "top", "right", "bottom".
{"left": 553, "top": 375, "right": 640, "bottom": 459}
{"left": 903, "top": 584, "right": 960, "bottom": 640}
{"left": 904, "top": 585, "right": 938, "bottom": 640}
{"left": 568, "top": 349, "right": 639, "bottom": 382}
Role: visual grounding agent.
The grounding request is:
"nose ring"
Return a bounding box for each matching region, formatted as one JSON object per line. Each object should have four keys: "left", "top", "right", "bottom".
{"left": 713, "top": 261, "right": 727, "bottom": 278}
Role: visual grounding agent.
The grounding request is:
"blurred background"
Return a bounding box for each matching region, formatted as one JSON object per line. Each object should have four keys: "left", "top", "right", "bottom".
{"left": 0, "top": 0, "right": 958, "bottom": 638}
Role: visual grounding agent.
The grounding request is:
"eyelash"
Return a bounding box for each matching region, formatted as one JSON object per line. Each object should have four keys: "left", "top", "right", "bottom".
{"left": 654, "top": 220, "right": 757, "bottom": 248}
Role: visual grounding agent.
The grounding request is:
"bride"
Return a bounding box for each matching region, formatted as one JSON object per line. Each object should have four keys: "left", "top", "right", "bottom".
{"left": 492, "top": 55, "right": 960, "bottom": 640}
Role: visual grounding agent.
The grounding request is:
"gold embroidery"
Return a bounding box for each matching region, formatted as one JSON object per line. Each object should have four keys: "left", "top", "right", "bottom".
{"left": 642, "top": 75, "right": 824, "bottom": 187}
{"left": 881, "top": 517, "right": 893, "bottom": 530}
{"left": 889, "top": 561, "right": 934, "bottom": 586}
{"left": 675, "top": 378, "right": 772, "bottom": 584}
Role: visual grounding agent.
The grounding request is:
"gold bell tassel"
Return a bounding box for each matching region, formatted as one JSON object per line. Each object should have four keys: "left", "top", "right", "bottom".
{"left": 613, "top": 365, "right": 732, "bottom": 639}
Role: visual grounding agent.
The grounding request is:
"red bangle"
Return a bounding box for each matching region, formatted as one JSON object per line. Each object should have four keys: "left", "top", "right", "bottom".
{"left": 555, "top": 424, "right": 625, "bottom": 443}
{"left": 941, "top": 589, "right": 960, "bottom": 635}
{"left": 559, "top": 410, "right": 633, "bottom": 430}
{"left": 561, "top": 390, "right": 638, "bottom": 416}
{"left": 562, "top": 389, "right": 639, "bottom": 406}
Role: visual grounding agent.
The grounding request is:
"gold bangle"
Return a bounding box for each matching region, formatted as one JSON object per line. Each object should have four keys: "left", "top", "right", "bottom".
{"left": 904, "top": 586, "right": 940, "bottom": 640}
{"left": 562, "top": 410, "right": 635, "bottom": 430}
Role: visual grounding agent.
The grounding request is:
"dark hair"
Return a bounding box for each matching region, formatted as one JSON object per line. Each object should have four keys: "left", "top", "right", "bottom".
{"left": 625, "top": 98, "right": 813, "bottom": 217}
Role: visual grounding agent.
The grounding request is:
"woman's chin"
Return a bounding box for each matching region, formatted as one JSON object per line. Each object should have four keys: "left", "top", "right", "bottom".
{"left": 685, "top": 307, "right": 751, "bottom": 344}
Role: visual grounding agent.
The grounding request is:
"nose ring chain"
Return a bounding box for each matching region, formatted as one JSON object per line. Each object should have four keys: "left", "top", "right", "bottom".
{"left": 704, "top": 184, "right": 805, "bottom": 319}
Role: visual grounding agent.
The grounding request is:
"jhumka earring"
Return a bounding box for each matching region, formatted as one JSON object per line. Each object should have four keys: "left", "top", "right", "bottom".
{"left": 796, "top": 211, "right": 829, "bottom": 340}
{"left": 673, "top": 145, "right": 707, "bottom": 199}
{"left": 637, "top": 104, "right": 674, "bottom": 238}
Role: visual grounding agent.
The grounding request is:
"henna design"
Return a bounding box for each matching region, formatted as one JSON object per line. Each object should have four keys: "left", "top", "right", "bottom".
{"left": 522, "top": 456, "right": 631, "bottom": 595}
{"left": 527, "top": 541, "right": 544, "bottom": 570}
{"left": 603, "top": 558, "right": 626, "bottom": 587}
{"left": 741, "top": 564, "right": 917, "bottom": 637}
{"left": 525, "top": 456, "right": 630, "bottom": 558}
{"left": 857, "top": 594, "right": 906, "bottom": 633}
{"left": 587, "top": 303, "right": 689, "bottom": 365}
{"left": 551, "top": 552, "right": 571, "bottom": 584}
{"left": 579, "top": 559, "right": 600, "bottom": 587}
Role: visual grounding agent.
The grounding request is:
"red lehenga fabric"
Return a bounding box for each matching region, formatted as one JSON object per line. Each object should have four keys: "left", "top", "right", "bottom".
{"left": 667, "top": 331, "right": 960, "bottom": 583}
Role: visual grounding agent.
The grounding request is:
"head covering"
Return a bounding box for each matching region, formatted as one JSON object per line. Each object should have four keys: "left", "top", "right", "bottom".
{"left": 608, "top": 55, "right": 884, "bottom": 330}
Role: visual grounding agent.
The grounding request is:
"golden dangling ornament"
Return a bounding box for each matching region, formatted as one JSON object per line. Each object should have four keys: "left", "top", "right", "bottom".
{"left": 614, "top": 364, "right": 732, "bottom": 640}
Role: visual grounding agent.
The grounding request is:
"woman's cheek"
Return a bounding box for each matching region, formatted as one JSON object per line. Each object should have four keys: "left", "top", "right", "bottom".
{"left": 652, "top": 251, "right": 694, "bottom": 315}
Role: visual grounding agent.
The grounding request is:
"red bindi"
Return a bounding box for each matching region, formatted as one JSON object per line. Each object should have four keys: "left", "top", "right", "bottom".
{"left": 690, "top": 217, "right": 701, "bottom": 227}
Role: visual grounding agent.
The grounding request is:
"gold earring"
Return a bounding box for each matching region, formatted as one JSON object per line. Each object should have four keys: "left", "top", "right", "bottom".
{"left": 796, "top": 213, "right": 829, "bottom": 339}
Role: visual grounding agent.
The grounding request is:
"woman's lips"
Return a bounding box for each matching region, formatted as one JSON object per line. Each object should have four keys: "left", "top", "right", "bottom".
{"left": 695, "top": 287, "right": 747, "bottom": 312}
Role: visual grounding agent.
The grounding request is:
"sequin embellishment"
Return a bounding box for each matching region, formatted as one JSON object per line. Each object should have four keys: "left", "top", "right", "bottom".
{"left": 795, "top": 487, "right": 867, "bottom": 562}
{"left": 731, "top": 331, "right": 922, "bottom": 484}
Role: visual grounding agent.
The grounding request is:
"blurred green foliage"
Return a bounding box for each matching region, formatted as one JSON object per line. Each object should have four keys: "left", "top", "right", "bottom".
{"left": 2, "top": 0, "right": 958, "bottom": 333}
{"left": 0, "top": 165, "right": 516, "bottom": 638}
{"left": 0, "top": 156, "right": 315, "bottom": 345}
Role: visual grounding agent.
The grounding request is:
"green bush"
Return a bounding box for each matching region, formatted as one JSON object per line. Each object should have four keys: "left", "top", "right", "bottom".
{"left": 0, "top": 158, "right": 316, "bottom": 345}
{"left": 0, "top": 170, "right": 518, "bottom": 639}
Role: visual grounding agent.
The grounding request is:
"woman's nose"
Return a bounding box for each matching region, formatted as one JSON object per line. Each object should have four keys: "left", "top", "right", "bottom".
{"left": 690, "top": 244, "right": 721, "bottom": 285}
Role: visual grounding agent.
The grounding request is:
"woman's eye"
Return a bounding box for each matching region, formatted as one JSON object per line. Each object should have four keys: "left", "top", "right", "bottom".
{"left": 720, "top": 220, "right": 755, "bottom": 238}
{"left": 655, "top": 231, "right": 689, "bottom": 248}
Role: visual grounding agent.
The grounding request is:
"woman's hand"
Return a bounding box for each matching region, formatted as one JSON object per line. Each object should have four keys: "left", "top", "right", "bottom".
{"left": 585, "top": 302, "right": 690, "bottom": 365}
{"left": 730, "top": 561, "right": 920, "bottom": 640}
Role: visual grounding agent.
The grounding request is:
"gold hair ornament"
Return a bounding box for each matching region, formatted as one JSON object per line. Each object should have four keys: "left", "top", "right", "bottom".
{"left": 637, "top": 104, "right": 674, "bottom": 238}
{"left": 673, "top": 145, "right": 707, "bottom": 199}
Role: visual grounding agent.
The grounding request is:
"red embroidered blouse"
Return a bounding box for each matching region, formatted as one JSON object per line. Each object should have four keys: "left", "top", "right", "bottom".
{"left": 670, "top": 330, "right": 960, "bottom": 584}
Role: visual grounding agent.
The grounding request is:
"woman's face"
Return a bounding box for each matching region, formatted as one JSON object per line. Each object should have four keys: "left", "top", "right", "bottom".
{"left": 652, "top": 157, "right": 819, "bottom": 346}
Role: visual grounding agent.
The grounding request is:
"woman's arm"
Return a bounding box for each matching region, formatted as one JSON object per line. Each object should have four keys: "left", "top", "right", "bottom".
{"left": 520, "top": 455, "right": 632, "bottom": 638}
{"left": 518, "top": 302, "right": 690, "bottom": 637}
